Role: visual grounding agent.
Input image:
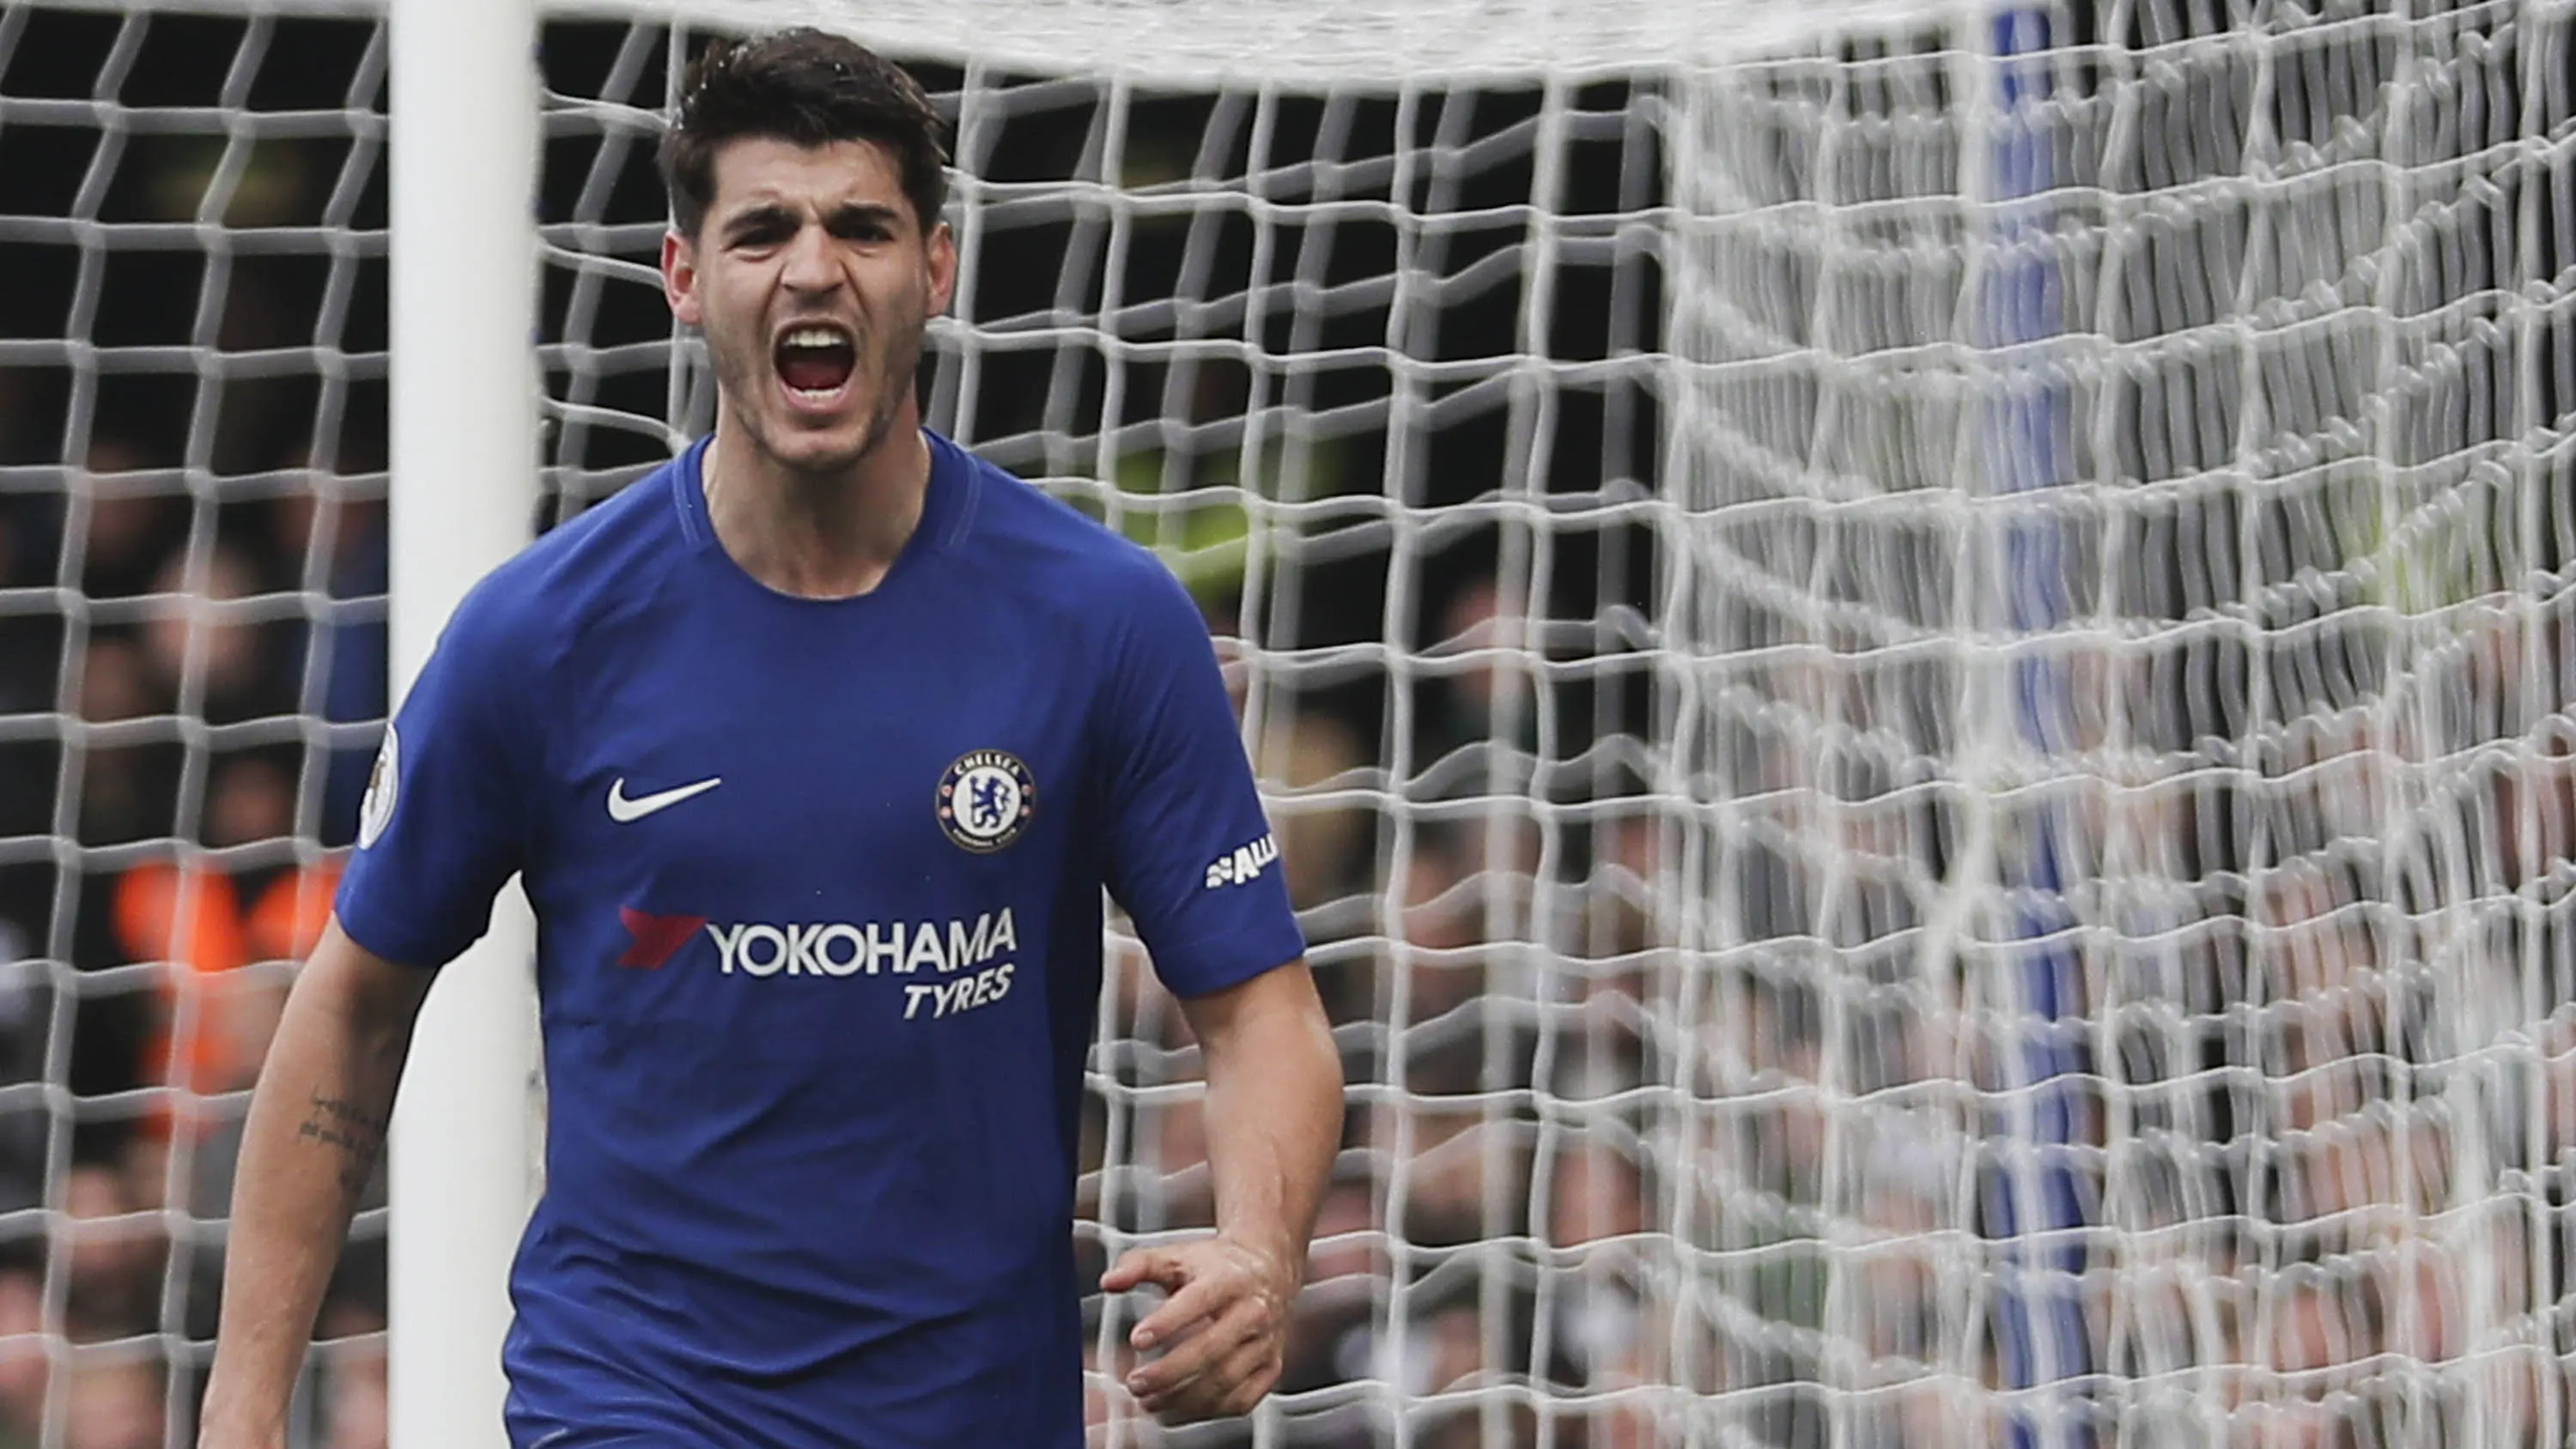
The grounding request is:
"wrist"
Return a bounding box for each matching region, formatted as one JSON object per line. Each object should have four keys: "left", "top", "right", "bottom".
{"left": 197, "top": 1416, "right": 287, "bottom": 1449}
{"left": 197, "top": 1383, "right": 289, "bottom": 1447}
{"left": 1214, "top": 1228, "right": 1303, "bottom": 1284}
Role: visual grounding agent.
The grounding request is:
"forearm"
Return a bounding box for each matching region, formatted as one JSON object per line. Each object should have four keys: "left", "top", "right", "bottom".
{"left": 1194, "top": 966, "right": 1343, "bottom": 1265}
{"left": 202, "top": 933, "right": 420, "bottom": 1442}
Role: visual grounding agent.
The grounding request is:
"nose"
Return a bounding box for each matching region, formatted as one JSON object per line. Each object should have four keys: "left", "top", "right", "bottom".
{"left": 780, "top": 219, "right": 841, "bottom": 295}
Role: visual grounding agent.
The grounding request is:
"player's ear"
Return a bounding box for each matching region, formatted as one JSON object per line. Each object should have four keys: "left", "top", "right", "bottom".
{"left": 926, "top": 219, "right": 957, "bottom": 318}
{"left": 662, "top": 228, "right": 704, "bottom": 326}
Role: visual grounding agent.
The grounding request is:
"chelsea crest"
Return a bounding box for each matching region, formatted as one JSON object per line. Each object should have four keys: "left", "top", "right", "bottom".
{"left": 938, "top": 749, "right": 1036, "bottom": 853}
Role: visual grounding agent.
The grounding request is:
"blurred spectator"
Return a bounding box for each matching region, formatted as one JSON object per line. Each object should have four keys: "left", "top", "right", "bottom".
{"left": 1366, "top": 1040, "right": 1522, "bottom": 1250}
{"left": 314, "top": 1296, "right": 388, "bottom": 1449}
{"left": 140, "top": 545, "right": 291, "bottom": 727}
{"left": 1419, "top": 577, "right": 1536, "bottom": 802}
{"left": 1302, "top": 1178, "right": 1385, "bottom": 1288}
{"left": 0, "top": 499, "right": 63, "bottom": 846}
{"left": 1279, "top": 1176, "right": 1381, "bottom": 1396}
{"left": 57, "top": 1164, "right": 159, "bottom": 1343}
{"left": 1544, "top": 1143, "right": 1643, "bottom": 1251}
{"left": 1078, "top": 1332, "right": 1137, "bottom": 1446}
{"left": 270, "top": 470, "right": 388, "bottom": 846}
{"left": 72, "top": 445, "right": 184, "bottom": 605}
{"left": 75, "top": 634, "right": 175, "bottom": 848}
{"left": 1397, "top": 828, "right": 1477, "bottom": 958}
{"left": 0, "top": 927, "right": 43, "bottom": 1214}
{"left": 1540, "top": 1144, "right": 1648, "bottom": 1393}
{"left": 2263, "top": 1276, "right": 2363, "bottom": 1431}
{"left": 1140, "top": 1087, "right": 1212, "bottom": 1232}
{"left": 59, "top": 1356, "right": 160, "bottom": 1449}
{"left": 2536, "top": 1014, "right": 2576, "bottom": 1160}
{"left": 1385, "top": 1297, "right": 1530, "bottom": 1449}
{"left": 77, "top": 640, "right": 157, "bottom": 730}
{"left": 0, "top": 1255, "right": 43, "bottom": 1449}
{"left": 1252, "top": 709, "right": 1367, "bottom": 913}
{"left": 1387, "top": 826, "right": 1491, "bottom": 1028}
{"left": 1574, "top": 798, "right": 1666, "bottom": 967}
{"left": 111, "top": 752, "right": 335, "bottom": 1144}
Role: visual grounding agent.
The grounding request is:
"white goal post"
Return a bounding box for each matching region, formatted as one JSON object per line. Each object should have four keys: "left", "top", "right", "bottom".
{"left": 0, "top": 2, "right": 2568, "bottom": 1449}
{"left": 381, "top": 5, "right": 538, "bottom": 1447}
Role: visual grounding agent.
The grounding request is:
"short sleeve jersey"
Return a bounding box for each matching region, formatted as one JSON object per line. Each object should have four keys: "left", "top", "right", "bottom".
{"left": 335, "top": 433, "right": 1305, "bottom": 1449}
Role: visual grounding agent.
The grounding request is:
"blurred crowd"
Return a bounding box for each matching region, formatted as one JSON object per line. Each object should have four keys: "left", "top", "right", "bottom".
{"left": 1081, "top": 595, "right": 2576, "bottom": 1449}
{"left": 0, "top": 433, "right": 392, "bottom": 1449}
{"left": 0, "top": 10, "right": 1691, "bottom": 1443}
{"left": 0, "top": 8, "right": 1705, "bottom": 1447}
{"left": 14, "top": 410, "right": 2562, "bottom": 1449}
{"left": 0, "top": 422, "right": 1676, "bottom": 1449}
{"left": 1072, "top": 573, "right": 1686, "bottom": 1449}
{"left": 8, "top": 8, "right": 2574, "bottom": 1449}
{"left": 0, "top": 350, "right": 1704, "bottom": 1449}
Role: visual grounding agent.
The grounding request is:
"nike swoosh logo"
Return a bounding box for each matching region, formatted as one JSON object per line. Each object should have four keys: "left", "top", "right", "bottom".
{"left": 607, "top": 775, "right": 722, "bottom": 822}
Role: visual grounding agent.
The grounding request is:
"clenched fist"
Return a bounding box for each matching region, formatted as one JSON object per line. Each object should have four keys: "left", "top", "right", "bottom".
{"left": 1102, "top": 1235, "right": 1300, "bottom": 1422}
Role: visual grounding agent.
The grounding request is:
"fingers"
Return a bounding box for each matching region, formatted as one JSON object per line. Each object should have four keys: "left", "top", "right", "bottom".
{"left": 1104, "top": 1236, "right": 1292, "bottom": 1423}
{"left": 1105, "top": 1243, "right": 1231, "bottom": 1351}
{"left": 1212, "top": 1334, "right": 1282, "bottom": 1416}
{"left": 1099, "top": 1246, "right": 1183, "bottom": 1294}
{"left": 1142, "top": 1328, "right": 1281, "bottom": 1423}
{"left": 1139, "top": 1292, "right": 1278, "bottom": 1410}
{"left": 1128, "top": 1294, "right": 1258, "bottom": 1401}
{"left": 1129, "top": 1270, "right": 1234, "bottom": 1352}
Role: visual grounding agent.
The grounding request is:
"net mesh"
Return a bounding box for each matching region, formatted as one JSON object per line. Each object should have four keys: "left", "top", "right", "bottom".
{"left": 0, "top": 7, "right": 389, "bottom": 1446}
{"left": 0, "top": 2, "right": 2571, "bottom": 1448}
{"left": 1666, "top": 3, "right": 2576, "bottom": 1448}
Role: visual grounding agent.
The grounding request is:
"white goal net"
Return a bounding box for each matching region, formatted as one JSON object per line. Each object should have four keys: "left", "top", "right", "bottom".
{"left": 0, "top": 2, "right": 2569, "bottom": 1448}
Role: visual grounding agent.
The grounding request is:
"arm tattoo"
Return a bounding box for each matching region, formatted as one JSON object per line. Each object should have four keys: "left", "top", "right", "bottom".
{"left": 296, "top": 1089, "right": 388, "bottom": 1195}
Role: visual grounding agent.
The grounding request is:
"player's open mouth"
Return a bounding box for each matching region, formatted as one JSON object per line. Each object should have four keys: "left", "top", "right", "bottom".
{"left": 774, "top": 324, "right": 858, "bottom": 406}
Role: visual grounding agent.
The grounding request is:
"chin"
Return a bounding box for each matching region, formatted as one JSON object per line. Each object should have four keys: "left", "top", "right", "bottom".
{"left": 766, "top": 427, "right": 880, "bottom": 476}
{"left": 768, "top": 434, "right": 881, "bottom": 478}
{"left": 749, "top": 392, "right": 890, "bottom": 475}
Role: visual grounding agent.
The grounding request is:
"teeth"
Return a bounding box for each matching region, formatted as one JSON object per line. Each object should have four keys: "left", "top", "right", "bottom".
{"left": 781, "top": 326, "right": 847, "bottom": 349}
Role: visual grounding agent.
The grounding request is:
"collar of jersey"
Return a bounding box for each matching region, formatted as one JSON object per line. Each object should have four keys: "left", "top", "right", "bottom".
{"left": 668, "top": 429, "right": 980, "bottom": 603}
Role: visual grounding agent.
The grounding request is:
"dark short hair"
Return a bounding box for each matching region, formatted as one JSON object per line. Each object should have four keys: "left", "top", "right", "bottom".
{"left": 659, "top": 28, "right": 949, "bottom": 239}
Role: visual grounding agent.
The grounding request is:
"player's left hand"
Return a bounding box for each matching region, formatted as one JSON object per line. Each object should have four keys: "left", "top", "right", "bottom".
{"left": 1103, "top": 1234, "right": 1299, "bottom": 1422}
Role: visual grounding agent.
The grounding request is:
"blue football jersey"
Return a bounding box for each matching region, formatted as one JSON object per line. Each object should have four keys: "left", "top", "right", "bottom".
{"left": 335, "top": 432, "right": 1306, "bottom": 1449}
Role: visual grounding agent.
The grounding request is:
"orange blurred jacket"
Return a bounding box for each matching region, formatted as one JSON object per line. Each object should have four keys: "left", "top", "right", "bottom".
{"left": 112, "top": 858, "right": 341, "bottom": 1135}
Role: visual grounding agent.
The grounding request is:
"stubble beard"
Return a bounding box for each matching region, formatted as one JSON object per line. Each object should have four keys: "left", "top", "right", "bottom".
{"left": 710, "top": 296, "right": 927, "bottom": 481}
{"left": 845, "top": 317, "right": 924, "bottom": 476}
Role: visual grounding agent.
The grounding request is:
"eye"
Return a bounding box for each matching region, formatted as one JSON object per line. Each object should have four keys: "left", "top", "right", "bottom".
{"left": 725, "top": 212, "right": 796, "bottom": 250}
{"left": 829, "top": 212, "right": 896, "bottom": 243}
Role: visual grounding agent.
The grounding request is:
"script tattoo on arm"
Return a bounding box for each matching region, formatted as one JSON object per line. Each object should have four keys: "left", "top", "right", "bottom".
{"left": 296, "top": 1089, "right": 388, "bottom": 1195}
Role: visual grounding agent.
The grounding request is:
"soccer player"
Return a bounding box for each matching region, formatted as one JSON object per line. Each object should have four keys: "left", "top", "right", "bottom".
{"left": 198, "top": 28, "right": 1343, "bottom": 1449}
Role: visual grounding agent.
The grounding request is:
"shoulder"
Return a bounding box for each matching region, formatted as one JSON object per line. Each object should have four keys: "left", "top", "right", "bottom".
{"left": 936, "top": 435, "right": 1204, "bottom": 637}
{"left": 437, "top": 455, "right": 690, "bottom": 665}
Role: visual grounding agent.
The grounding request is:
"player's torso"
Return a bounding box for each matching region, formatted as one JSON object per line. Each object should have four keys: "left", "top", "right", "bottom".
{"left": 519, "top": 565, "right": 1092, "bottom": 1043}
{"left": 489, "top": 464, "right": 1100, "bottom": 1446}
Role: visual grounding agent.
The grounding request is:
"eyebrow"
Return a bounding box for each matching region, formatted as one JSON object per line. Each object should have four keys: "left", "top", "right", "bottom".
{"left": 826, "top": 203, "right": 904, "bottom": 231}
{"left": 720, "top": 204, "right": 797, "bottom": 242}
{"left": 719, "top": 201, "right": 904, "bottom": 242}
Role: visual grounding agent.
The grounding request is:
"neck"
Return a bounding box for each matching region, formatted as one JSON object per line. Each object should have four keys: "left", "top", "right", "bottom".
{"left": 701, "top": 406, "right": 932, "bottom": 599}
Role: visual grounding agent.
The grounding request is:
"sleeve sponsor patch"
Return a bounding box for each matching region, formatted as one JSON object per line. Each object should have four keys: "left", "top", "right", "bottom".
{"left": 1203, "top": 832, "right": 1279, "bottom": 889}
